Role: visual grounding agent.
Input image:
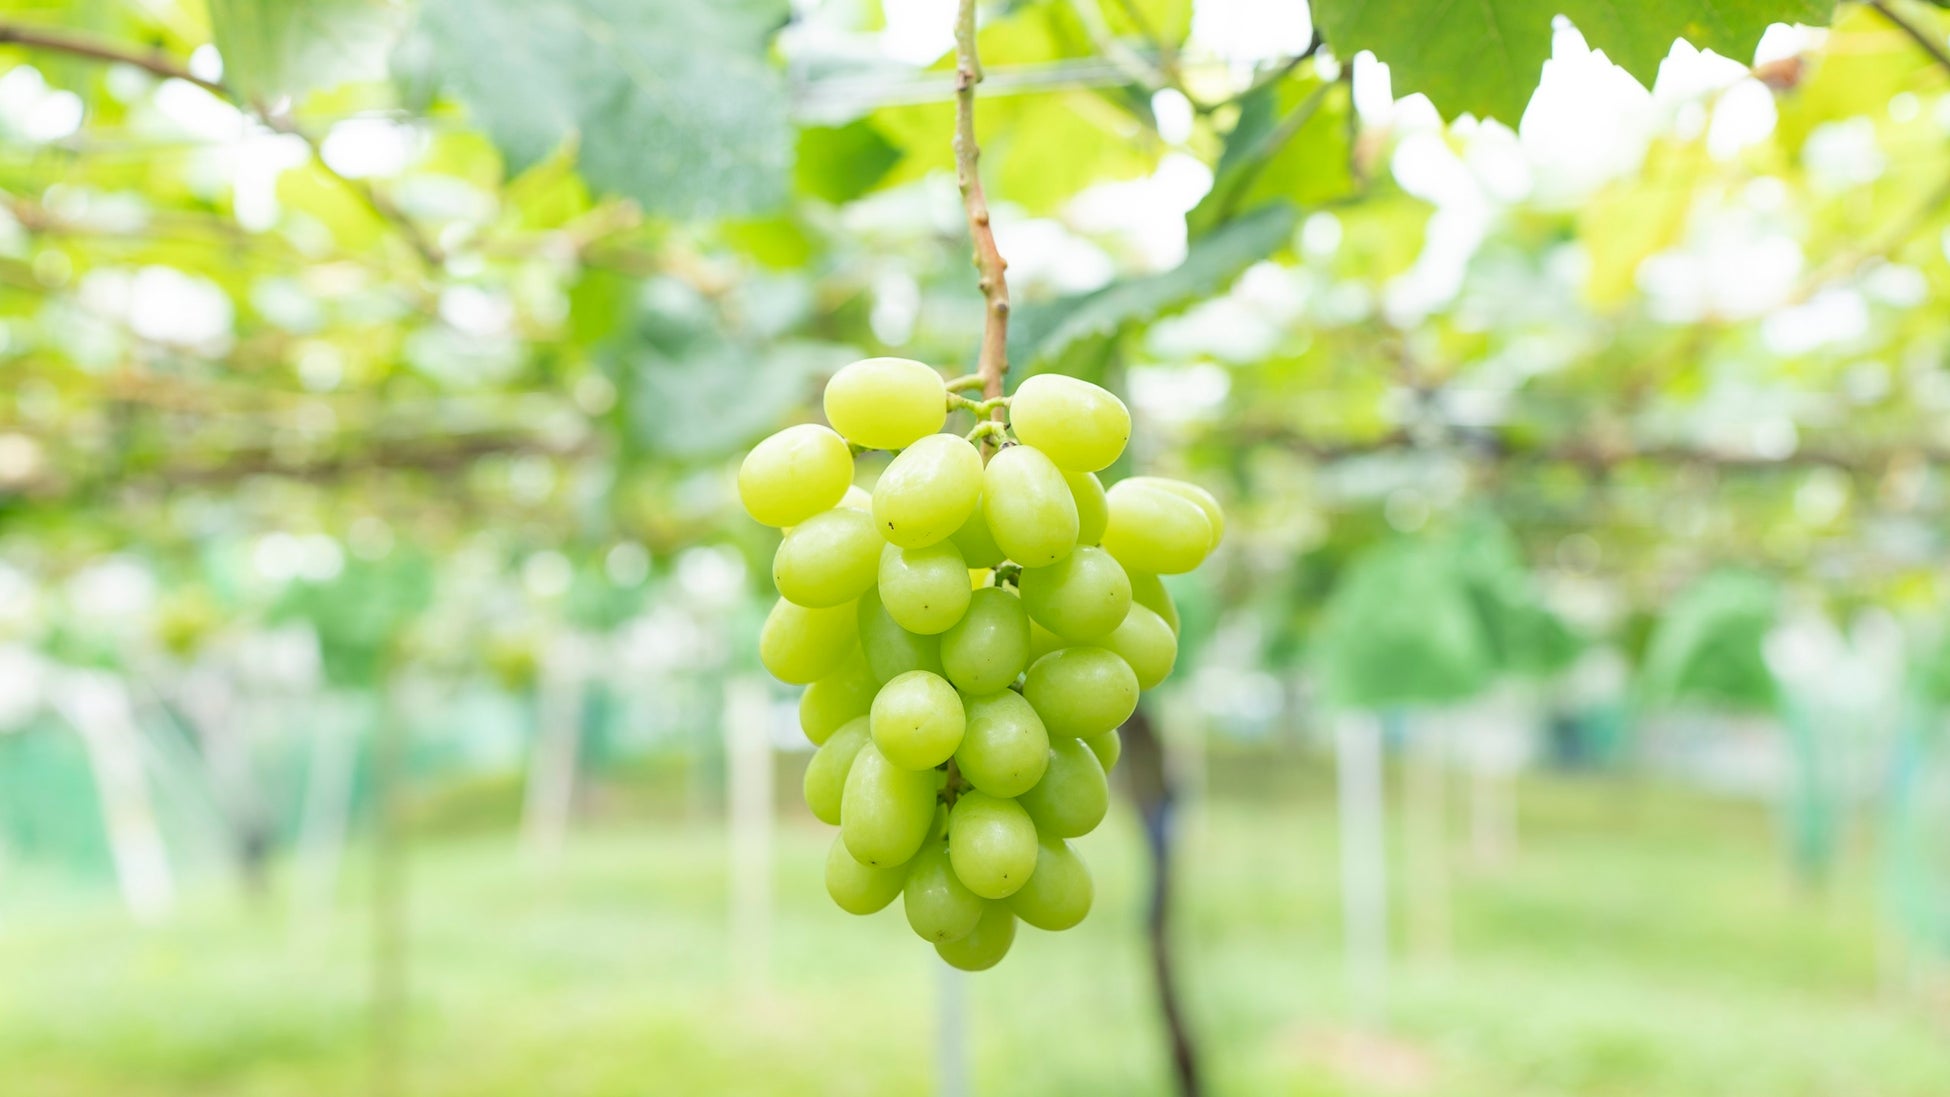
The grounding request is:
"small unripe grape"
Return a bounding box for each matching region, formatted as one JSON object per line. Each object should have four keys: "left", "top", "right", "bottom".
{"left": 1005, "top": 835, "right": 1093, "bottom": 931}
{"left": 824, "top": 357, "right": 947, "bottom": 450}
{"left": 948, "top": 791, "right": 1039, "bottom": 899}
{"left": 858, "top": 588, "right": 945, "bottom": 684}
{"left": 1123, "top": 476, "right": 1224, "bottom": 547}
{"left": 1102, "top": 479, "right": 1214, "bottom": 575}
{"left": 870, "top": 670, "right": 965, "bottom": 770}
{"left": 1083, "top": 729, "right": 1121, "bottom": 772}
{"left": 1066, "top": 471, "right": 1108, "bottom": 545}
{"left": 873, "top": 434, "right": 982, "bottom": 548}
{"left": 1018, "top": 737, "right": 1109, "bottom": 838}
{"left": 738, "top": 424, "right": 853, "bottom": 528}
{"left": 1102, "top": 602, "right": 1176, "bottom": 690}
{"left": 982, "top": 445, "right": 1078, "bottom": 567}
{"left": 804, "top": 717, "right": 871, "bottom": 824}
{"left": 760, "top": 597, "right": 859, "bottom": 684}
{"left": 1008, "top": 374, "right": 1130, "bottom": 471}
{"left": 1128, "top": 571, "right": 1180, "bottom": 635}
{"left": 841, "top": 742, "right": 937, "bottom": 867}
{"left": 800, "top": 654, "right": 877, "bottom": 744}
{"left": 827, "top": 833, "right": 908, "bottom": 915}
{"left": 940, "top": 587, "right": 1030, "bottom": 694}
{"left": 1022, "top": 646, "right": 1139, "bottom": 738}
{"left": 878, "top": 541, "right": 972, "bottom": 635}
{"left": 955, "top": 690, "right": 1049, "bottom": 798}
{"left": 948, "top": 499, "right": 1007, "bottom": 568}
{"left": 935, "top": 902, "right": 1017, "bottom": 971}
{"left": 774, "top": 507, "right": 882, "bottom": 607}
{"left": 904, "top": 839, "right": 983, "bottom": 943}
{"left": 1018, "top": 546, "right": 1131, "bottom": 641}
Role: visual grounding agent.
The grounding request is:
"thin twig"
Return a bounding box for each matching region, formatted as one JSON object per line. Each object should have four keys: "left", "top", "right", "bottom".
{"left": 0, "top": 20, "right": 443, "bottom": 267}
{"left": 1109, "top": 0, "right": 1184, "bottom": 91}
{"left": 953, "top": 0, "right": 1012, "bottom": 443}
{"left": 1867, "top": 0, "right": 1950, "bottom": 76}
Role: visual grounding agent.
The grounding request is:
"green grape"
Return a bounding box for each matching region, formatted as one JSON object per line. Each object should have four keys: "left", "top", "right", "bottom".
{"left": 948, "top": 500, "right": 1007, "bottom": 568}
{"left": 799, "top": 654, "right": 877, "bottom": 745}
{"left": 1022, "top": 646, "right": 1138, "bottom": 738}
{"left": 869, "top": 670, "right": 965, "bottom": 770}
{"left": 803, "top": 717, "right": 871, "bottom": 825}
{"left": 1028, "top": 618, "right": 1064, "bottom": 663}
{"left": 935, "top": 902, "right": 1016, "bottom": 971}
{"left": 838, "top": 484, "right": 873, "bottom": 512}
{"left": 1018, "top": 546, "right": 1131, "bottom": 641}
{"left": 858, "top": 588, "right": 945, "bottom": 684}
{"left": 738, "top": 424, "right": 854, "bottom": 528}
{"left": 872, "top": 433, "right": 983, "bottom": 548}
{"left": 1128, "top": 571, "right": 1180, "bottom": 635}
{"left": 878, "top": 541, "right": 972, "bottom": 636}
{"left": 841, "top": 742, "right": 937, "bottom": 867}
{"left": 774, "top": 507, "right": 882, "bottom": 608}
{"left": 1005, "top": 834, "right": 1092, "bottom": 931}
{"left": 1066, "top": 471, "right": 1108, "bottom": 545}
{"left": 1101, "top": 480, "right": 1214, "bottom": 575}
{"left": 1018, "top": 738, "right": 1109, "bottom": 838}
{"left": 948, "top": 791, "right": 1039, "bottom": 899}
{"left": 1007, "top": 374, "right": 1130, "bottom": 472}
{"left": 940, "top": 587, "right": 1030, "bottom": 694}
{"left": 903, "top": 838, "right": 984, "bottom": 943}
{"left": 1083, "top": 729, "right": 1121, "bottom": 772}
{"left": 955, "top": 691, "right": 1049, "bottom": 797}
{"left": 1103, "top": 602, "right": 1176, "bottom": 691}
{"left": 760, "top": 597, "right": 859, "bottom": 685}
{"left": 824, "top": 357, "right": 948, "bottom": 450}
{"left": 982, "top": 445, "right": 1078, "bottom": 567}
{"left": 826, "top": 833, "right": 907, "bottom": 915}
{"left": 1124, "top": 476, "right": 1224, "bottom": 547}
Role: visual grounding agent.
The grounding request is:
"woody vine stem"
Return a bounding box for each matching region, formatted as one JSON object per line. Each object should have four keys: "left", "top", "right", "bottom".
{"left": 953, "top": 0, "right": 1012, "bottom": 439}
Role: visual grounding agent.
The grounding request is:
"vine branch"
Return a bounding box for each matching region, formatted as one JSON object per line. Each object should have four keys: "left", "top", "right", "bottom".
{"left": 0, "top": 20, "right": 442, "bottom": 267}
{"left": 954, "top": 0, "right": 1012, "bottom": 445}
{"left": 1867, "top": 0, "right": 1950, "bottom": 76}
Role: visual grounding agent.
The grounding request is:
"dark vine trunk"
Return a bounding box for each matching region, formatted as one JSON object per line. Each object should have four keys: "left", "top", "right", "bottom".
{"left": 1122, "top": 704, "right": 1204, "bottom": 1097}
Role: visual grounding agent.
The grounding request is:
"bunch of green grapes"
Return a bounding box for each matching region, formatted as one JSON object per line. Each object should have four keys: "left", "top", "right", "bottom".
{"left": 738, "top": 356, "right": 1222, "bottom": 970}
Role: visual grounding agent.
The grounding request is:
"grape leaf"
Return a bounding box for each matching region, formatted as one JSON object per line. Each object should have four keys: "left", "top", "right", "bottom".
{"left": 1007, "top": 202, "right": 1297, "bottom": 383}
{"left": 1187, "top": 74, "right": 1352, "bottom": 238}
{"left": 795, "top": 120, "right": 902, "bottom": 204}
{"left": 1312, "top": 0, "right": 1837, "bottom": 124}
{"left": 209, "top": 0, "right": 402, "bottom": 102}
{"left": 414, "top": 0, "right": 791, "bottom": 218}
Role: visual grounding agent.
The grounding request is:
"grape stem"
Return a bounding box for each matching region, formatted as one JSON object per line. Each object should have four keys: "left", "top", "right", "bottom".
{"left": 964, "top": 420, "right": 1009, "bottom": 446}
{"left": 953, "top": 0, "right": 1012, "bottom": 454}
{"left": 944, "top": 374, "right": 988, "bottom": 393}
{"left": 947, "top": 394, "right": 1010, "bottom": 416}
{"left": 939, "top": 758, "right": 969, "bottom": 809}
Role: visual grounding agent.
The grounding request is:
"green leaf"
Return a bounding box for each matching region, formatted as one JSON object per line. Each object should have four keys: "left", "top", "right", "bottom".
{"left": 208, "top": 0, "right": 402, "bottom": 103}
{"left": 795, "top": 120, "right": 902, "bottom": 204}
{"left": 1312, "top": 539, "right": 1493, "bottom": 707}
{"left": 1007, "top": 202, "right": 1297, "bottom": 383}
{"left": 1639, "top": 569, "right": 1780, "bottom": 711}
{"left": 414, "top": 0, "right": 792, "bottom": 219}
{"left": 1187, "top": 74, "right": 1352, "bottom": 238}
{"left": 1312, "top": 0, "right": 1837, "bottom": 123}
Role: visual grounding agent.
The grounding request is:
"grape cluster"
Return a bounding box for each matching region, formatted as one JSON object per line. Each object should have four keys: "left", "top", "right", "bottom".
{"left": 738, "top": 356, "right": 1222, "bottom": 970}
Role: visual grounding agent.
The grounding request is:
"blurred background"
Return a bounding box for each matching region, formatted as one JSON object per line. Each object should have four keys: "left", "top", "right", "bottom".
{"left": 4, "top": 0, "right": 1950, "bottom": 1094}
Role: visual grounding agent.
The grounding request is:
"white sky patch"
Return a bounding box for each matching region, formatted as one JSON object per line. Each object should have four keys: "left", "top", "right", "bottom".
{"left": 1639, "top": 223, "right": 1803, "bottom": 322}
{"left": 1127, "top": 362, "right": 1231, "bottom": 426}
{"left": 880, "top": 0, "right": 957, "bottom": 65}
{"left": 0, "top": 66, "right": 84, "bottom": 143}
{"left": 232, "top": 132, "right": 311, "bottom": 232}
{"left": 1519, "top": 24, "right": 1655, "bottom": 205}
{"left": 1761, "top": 288, "right": 1869, "bottom": 354}
{"left": 1065, "top": 152, "right": 1213, "bottom": 269}
{"left": 1705, "top": 77, "right": 1777, "bottom": 160}
{"left": 991, "top": 218, "right": 1116, "bottom": 296}
{"left": 320, "top": 117, "right": 424, "bottom": 178}
{"left": 1151, "top": 89, "right": 1195, "bottom": 145}
{"left": 79, "top": 265, "right": 236, "bottom": 352}
{"left": 1189, "top": 0, "right": 1312, "bottom": 67}
{"left": 1802, "top": 118, "right": 1885, "bottom": 192}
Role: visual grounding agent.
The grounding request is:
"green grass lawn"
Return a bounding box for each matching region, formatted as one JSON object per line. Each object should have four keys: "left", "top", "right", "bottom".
{"left": 2, "top": 758, "right": 1946, "bottom": 1097}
